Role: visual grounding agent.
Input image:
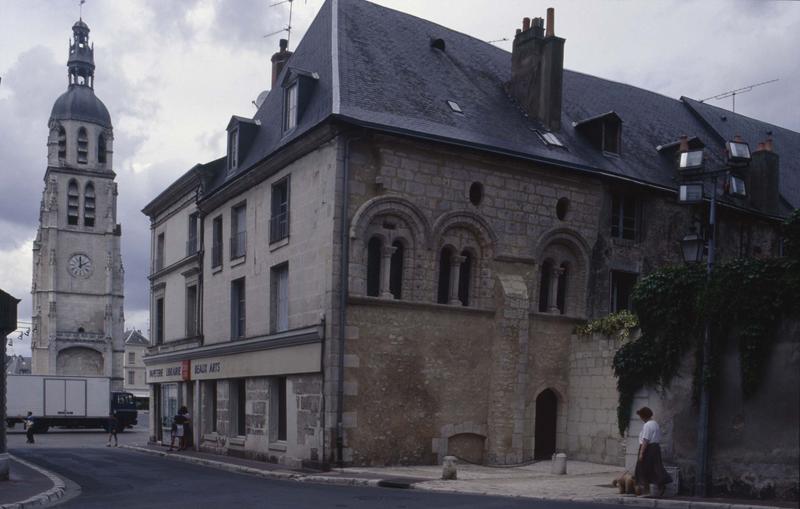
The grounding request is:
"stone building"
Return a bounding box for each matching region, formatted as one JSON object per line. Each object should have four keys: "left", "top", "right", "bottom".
{"left": 143, "top": 0, "right": 798, "bottom": 491}
{"left": 123, "top": 330, "right": 149, "bottom": 407}
{"left": 30, "top": 19, "right": 125, "bottom": 390}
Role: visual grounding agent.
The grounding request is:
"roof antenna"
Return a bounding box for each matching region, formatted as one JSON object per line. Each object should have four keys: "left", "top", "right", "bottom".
{"left": 487, "top": 37, "right": 509, "bottom": 45}
{"left": 700, "top": 78, "right": 779, "bottom": 114}
{"left": 264, "top": 0, "right": 306, "bottom": 50}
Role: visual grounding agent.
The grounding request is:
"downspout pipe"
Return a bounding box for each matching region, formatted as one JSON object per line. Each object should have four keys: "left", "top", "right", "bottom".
{"left": 336, "top": 134, "right": 361, "bottom": 467}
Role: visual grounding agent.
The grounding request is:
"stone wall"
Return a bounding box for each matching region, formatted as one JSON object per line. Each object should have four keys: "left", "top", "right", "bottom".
{"left": 566, "top": 332, "right": 624, "bottom": 465}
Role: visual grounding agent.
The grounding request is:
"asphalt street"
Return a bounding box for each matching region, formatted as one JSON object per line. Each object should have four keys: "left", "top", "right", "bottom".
{"left": 8, "top": 421, "right": 626, "bottom": 509}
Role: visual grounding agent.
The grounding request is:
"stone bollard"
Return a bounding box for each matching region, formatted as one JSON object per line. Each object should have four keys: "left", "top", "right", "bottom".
{"left": 442, "top": 456, "right": 458, "bottom": 480}
{"left": 551, "top": 452, "right": 567, "bottom": 475}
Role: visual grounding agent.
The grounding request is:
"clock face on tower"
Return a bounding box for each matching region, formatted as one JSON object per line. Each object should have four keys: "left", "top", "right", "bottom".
{"left": 68, "top": 253, "right": 93, "bottom": 278}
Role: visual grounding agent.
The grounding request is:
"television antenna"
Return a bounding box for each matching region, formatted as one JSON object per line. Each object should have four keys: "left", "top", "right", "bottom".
{"left": 487, "top": 37, "right": 509, "bottom": 45}
{"left": 264, "top": 0, "right": 306, "bottom": 50}
{"left": 700, "top": 78, "right": 779, "bottom": 114}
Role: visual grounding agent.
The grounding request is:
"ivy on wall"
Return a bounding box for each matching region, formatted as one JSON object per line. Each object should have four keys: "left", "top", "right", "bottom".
{"left": 610, "top": 209, "right": 800, "bottom": 436}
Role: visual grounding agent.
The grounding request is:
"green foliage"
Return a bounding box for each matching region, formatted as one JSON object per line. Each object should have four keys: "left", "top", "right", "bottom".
{"left": 612, "top": 210, "right": 800, "bottom": 436}
{"left": 575, "top": 310, "right": 639, "bottom": 340}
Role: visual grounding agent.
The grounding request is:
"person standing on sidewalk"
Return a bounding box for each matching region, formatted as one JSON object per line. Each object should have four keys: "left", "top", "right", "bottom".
{"left": 106, "top": 412, "right": 119, "bottom": 447}
{"left": 24, "top": 411, "right": 35, "bottom": 444}
{"left": 634, "top": 406, "right": 672, "bottom": 497}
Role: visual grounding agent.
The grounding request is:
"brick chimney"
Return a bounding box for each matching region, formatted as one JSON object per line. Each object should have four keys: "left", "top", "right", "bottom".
{"left": 747, "top": 139, "right": 780, "bottom": 215}
{"left": 271, "top": 38, "right": 293, "bottom": 87}
{"left": 509, "top": 8, "right": 565, "bottom": 131}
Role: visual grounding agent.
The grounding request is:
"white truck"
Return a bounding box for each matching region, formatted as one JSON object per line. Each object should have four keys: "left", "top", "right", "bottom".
{"left": 5, "top": 375, "right": 138, "bottom": 432}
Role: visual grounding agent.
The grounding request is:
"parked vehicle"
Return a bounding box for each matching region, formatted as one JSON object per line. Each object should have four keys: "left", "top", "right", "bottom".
{"left": 5, "top": 375, "right": 137, "bottom": 432}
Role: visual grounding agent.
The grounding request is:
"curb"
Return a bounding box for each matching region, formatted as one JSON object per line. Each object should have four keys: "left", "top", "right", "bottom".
{"left": 1, "top": 455, "right": 67, "bottom": 509}
{"left": 121, "top": 445, "right": 382, "bottom": 488}
{"left": 121, "top": 446, "right": 788, "bottom": 509}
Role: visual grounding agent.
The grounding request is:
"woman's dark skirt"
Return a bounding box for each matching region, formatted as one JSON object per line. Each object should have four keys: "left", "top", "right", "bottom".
{"left": 634, "top": 443, "right": 673, "bottom": 486}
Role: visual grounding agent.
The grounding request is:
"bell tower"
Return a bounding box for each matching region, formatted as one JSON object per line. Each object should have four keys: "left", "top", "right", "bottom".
{"left": 31, "top": 18, "right": 125, "bottom": 390}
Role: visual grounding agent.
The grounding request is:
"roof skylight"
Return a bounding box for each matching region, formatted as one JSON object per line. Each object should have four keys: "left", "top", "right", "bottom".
{"left": 538, "top": 131, "right": 564, "bottom": 148}
{"left": 447, "top": 100, "right": 463, "bottom": 114}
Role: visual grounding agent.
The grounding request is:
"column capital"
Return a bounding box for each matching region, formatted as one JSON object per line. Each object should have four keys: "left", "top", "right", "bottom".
{"left": 451, "top": 255, "right": 467, "bottom": 265}
{"left": 381, "top": 245, "right": 398, "bottom": 257}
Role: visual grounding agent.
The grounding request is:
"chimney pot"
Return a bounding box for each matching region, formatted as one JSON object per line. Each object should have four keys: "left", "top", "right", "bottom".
{"left": 546, "top": 7, "right": 555, "bottom": 37}
{"left": 734, "top": 134, "right": 744, "bottom": 143}
{"left": 523, "top": 17, "right": 531, "bottom": 31}
{"left": 765, "top": 137, "right": 774, "bottom": 152}
{"left": 271, "top": 39, "right": 294, "bottom": 87}
{"left": 757, "top": 142, "right": 766, "bottom": 152}
{"left": 679, "top": 135, "right": 689, "bottom": 153}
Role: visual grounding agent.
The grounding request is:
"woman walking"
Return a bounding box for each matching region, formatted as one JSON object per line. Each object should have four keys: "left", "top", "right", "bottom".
{"left": 634, "top": 407, "right": 672, "bottom": 497}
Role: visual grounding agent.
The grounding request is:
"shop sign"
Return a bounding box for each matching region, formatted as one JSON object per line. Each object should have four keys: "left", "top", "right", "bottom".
{"left": 146, "top": 361, "right": 188, "bottom": 383}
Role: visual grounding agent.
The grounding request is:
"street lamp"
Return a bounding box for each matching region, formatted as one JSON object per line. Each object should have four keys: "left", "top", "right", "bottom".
{"left": 676, "top": 137, "right": 749, "bottom": 497}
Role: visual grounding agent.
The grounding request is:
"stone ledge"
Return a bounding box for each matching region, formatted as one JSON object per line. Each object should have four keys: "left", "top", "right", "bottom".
{"left": 348, "top": 295, "right": 495, "bottom": 315}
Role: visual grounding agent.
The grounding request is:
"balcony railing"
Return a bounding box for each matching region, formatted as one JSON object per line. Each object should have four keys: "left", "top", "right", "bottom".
{"left": 211, "top": 242, "right": 222, "bottom": 268}
{"left": 230, "top": 231, "right": 247, "bottom": 259}
{"left": 269, "top": 211, "right": 289, "bottom": 243}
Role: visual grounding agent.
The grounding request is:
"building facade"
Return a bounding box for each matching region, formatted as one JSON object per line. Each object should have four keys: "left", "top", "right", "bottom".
{"left": 143, "top": 0, "right": 798, "bottom": 494}
{"left": 123, "top": 330, "right": 149, "bottom": 406}
{"left": 31, "top": 19, "right": 125, "bottom": 390}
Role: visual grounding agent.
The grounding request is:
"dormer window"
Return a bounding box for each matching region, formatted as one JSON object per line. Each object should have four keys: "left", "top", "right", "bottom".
{"left": 228, "top": 128, "right": 239, "bottom": 172}
{"left": 573, "top": 111, "right": 623, "bottom": 155}
{"left": 284, "top": 82, "right": 298, "bottom": 132}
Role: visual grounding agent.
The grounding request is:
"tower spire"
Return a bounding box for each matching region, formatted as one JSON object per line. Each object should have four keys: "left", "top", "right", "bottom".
{"left": 67, "top": 17, "right": 95, "bottom": 88}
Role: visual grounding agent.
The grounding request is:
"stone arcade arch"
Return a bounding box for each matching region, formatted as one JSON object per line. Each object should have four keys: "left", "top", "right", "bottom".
{"left": 533, "top": 228, "right": 591, "bottom": 317}
{"left": 56, "top": 346, "right": 104, "bottom": 376}
{"left": 534, "top": 388, "right": 558, "bottom": 459}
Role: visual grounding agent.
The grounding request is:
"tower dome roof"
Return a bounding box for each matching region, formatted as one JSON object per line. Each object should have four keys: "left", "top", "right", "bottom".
{"left": 50, "top": 85, "right": 111, "bottom": 128}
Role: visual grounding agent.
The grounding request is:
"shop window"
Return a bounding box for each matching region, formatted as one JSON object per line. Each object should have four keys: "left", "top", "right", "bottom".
{"left": 270, "top": 264, "right": 289, "bottom": 333}
{"left": 366, "top": 237, "right": 382, "bottom": 297}
{"left": 277, "top": 377, "right": 287, "bottom": 441}
{"left": 437, "top": 247, "right": 454, "bottom": 304}
{"left": 211, "top": 381, "right": 218, "bottom": 433}
{"left": 231, "top": 278, "right": 246, "bottom": 339}
{"left": 389, "top": 240, "right": 404, "bottom": 299}
{"left": 610, "top": 270, "right": 638, "bottom": 312}
{"left": 67, "top": 179, "right": 79, "bottom": 225}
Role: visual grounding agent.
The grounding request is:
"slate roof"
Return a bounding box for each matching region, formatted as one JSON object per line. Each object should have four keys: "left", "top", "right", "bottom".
{"left": 197, "top": 0, "right": 798, "bottom": 216}
{"left": 50, "top": 84, "right": 112, "bottom": 128}
{"left": 124, "top": 329, "right": 149, "bottom": 346}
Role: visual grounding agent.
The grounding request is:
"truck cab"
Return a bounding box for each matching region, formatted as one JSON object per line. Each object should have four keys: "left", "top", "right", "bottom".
{"left": 111, "top": 392, "right": 138, "bottom": 428}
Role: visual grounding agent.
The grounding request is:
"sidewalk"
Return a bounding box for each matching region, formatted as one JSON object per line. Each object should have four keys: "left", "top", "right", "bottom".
{"left": 125, "top": 444, "right": 795, "bottom": 509}
{"left": 0, "top": 456, "right": 66, "bottom": 509}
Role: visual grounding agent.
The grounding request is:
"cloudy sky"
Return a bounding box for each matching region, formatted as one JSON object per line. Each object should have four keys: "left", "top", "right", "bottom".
{"left": 2, "top": 0, "right": 799, "bottom": 355}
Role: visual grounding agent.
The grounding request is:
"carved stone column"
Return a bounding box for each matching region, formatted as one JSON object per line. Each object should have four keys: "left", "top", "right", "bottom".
{"left": 379, "top": 245, "right": 397, "bottom": 299}
{"left": 548, "top": 266, "right": 564, "bottom": 314}
{"left": 448, "top": 255, "right": 466, "bottom": 305}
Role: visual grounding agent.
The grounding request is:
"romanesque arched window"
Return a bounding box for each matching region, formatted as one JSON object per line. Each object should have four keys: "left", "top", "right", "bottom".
{"left": 437, "top": 246, "right": 454, "bottom": 304}
{"left": 538, "top": 260, "right": 553, "bottom": 312}
{"left": 458, "top": 249, "right": 473, "bottom": 306}
{"left": 57, "top": 126, "right": 67, "bottom": 161}
{"left": 97, "top": 134, "right": 107, "bottom": 164}
{"left": 84, "top": 182, "right": 95, "bottom": 227}
{"left": 389, "top": 240, "right": 404, "bottom": 299}
{"left": 77, "top": 127, "right": 88, "bottom": 164}
{"left": 366, "top": 237, "right": 382, "bottom": 297}
{"left": 556, "top": 262, "right": 569, "bottom": 315}
{"left": 67, "top": 179, "right": 79, "bottom": 225}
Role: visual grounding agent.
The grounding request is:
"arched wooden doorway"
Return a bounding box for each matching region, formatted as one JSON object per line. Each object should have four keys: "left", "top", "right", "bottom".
{"left": 534, "top": 389, "right": 558, "bottom": 460}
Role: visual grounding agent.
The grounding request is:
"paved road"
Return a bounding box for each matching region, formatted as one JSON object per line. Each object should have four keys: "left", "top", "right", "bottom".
{"left": 9, "top": 422, "right": 625, "bottom": 508}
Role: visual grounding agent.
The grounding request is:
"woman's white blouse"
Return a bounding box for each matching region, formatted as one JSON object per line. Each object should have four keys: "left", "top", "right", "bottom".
{"left": 638, "top": 419, "right": 661, "bottom": 444}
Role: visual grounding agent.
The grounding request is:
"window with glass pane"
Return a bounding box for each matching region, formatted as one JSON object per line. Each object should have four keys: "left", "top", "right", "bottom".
{"left": 270, "top": 178, "right": 290, "bottom": 243}
{"left": 611, "top": 271, "right": 638, "bottom": 312}
{"left": 231, "top": 278, "right": 246, "bottom": 339}
{"left": 230, "top": 203, "right": 246, "bottom": 259}
{"left": 228, "top": 129, "right": 239, "bottom": 171}
{"left": 212, "top": 216, "right": 223, "bottom": 267}
{"left": 128, "top": 352, "right": 135, "bottom": 364}
{"left": 156, "top": 297, "right": 164, "bottom": 344}
{"left": 186, "top": 284, "right": 198, "bottom": 337}
{"left": 187, "top": 213, "right": 199, "bottom": 256}
{"left": 156, "top": 233, "right": 165, "bottom": 270}
{"left": 128, "top": 370, "right": 135, "bottom": 385}
{"left": 611, "top": 194, "right": 638, "bottom": 240}
{"left": 284, "top": 83, "right": 298, "bottom": 131}
{"left": 271, "top": 264, "right": 289, "bottom": 333}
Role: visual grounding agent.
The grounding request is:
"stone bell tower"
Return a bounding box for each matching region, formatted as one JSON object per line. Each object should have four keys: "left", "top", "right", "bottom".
{"left": 30, "top": 18, "right": 125, "bottom": 390}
